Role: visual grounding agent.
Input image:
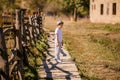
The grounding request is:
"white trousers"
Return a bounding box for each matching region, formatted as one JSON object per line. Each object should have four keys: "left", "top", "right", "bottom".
{"left": 55, "top": 43, "right": 62, "bottom": 60}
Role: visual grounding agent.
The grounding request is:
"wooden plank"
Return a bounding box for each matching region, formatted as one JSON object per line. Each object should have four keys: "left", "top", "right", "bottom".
{"left": 40, "top": 67, "right": 78, "bottom": 73}
{"left": 38, "top": 32, "right": 81, "bottom": 80}
{"left": 39, "top": 72, "right": 80, "bottom": 79}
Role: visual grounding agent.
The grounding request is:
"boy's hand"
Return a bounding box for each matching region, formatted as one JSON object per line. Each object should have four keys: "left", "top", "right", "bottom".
{"left": 56, "top": 42, "right": 59, "bottom": 47}
{"left": 56, "top": 42, "right": 63, "bottom": 47}
{"left": 62, "top": 41, "right": 63, "bottom": 46}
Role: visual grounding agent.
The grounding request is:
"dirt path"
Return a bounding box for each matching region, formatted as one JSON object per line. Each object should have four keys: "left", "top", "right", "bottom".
{"left": 38, "top": 32, "right": 81, "bottom": 80}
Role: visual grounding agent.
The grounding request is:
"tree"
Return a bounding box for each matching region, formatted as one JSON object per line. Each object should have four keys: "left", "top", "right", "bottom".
{"left": 78, "top": 0, "right": 89, "bottom": 15}
{"left": 0, "top": 0, "right": 90, "bottom": 19}
{"left": 61, "top": 0, "right": 89, "bottom": 21}
{"left": 0, "top": 0, "right": 19, "bottom": 13}
{"left": 61, "top": 0, "right": 77, "bottom": 21}
{"left": 43, "top": 0, "right": 62, "bottom": 16}
{"left": 30, "top": 0, "right": 47, "bottom": 11}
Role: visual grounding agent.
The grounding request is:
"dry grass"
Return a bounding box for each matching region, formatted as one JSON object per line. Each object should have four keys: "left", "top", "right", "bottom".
{"left": 44, "top": 16, "right": 120, "bottom": 80}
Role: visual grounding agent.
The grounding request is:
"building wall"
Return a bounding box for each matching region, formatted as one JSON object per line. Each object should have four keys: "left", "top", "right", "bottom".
{"left": 90, "top": 0, "right": 120, "bottom": 23}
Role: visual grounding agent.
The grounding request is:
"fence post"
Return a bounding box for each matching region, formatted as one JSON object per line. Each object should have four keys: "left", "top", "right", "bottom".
{"left": 0, "top": 28, "right": 9, "bottom": 80}
{"left": 15, "top": 9, "right": 21, "bottom": 49}
{"left": 15, "top": 9, "right": 23, "bottom": 80}
{"left": 21, "top": 9, "right": 26, "bottom": 36}
{"left": 37, "top": 8, "right": 43, "bottom": 34}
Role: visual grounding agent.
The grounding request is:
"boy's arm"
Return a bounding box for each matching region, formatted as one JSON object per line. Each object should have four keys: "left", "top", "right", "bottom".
{"left": 55, "top": 33, "right": 59, "bottom": 46}
{"left": 62, "top": 40, "right": 63, "bottom": 46}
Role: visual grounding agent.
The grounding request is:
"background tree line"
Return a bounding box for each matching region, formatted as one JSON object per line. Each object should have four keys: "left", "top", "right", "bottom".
{"left": 0, "top": 0, "right": 89, "bottom": 21}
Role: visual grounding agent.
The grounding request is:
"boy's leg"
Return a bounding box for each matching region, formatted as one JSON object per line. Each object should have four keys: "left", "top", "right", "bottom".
{"left": 55, "top": 46, "right": 59, "bottom": 59}
{"left": 55, "top": 46, "right": 61, "bottom": 62}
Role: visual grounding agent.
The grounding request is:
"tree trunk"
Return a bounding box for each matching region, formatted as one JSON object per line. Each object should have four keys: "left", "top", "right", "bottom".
{"left": 73, "top": 7, "right": 77, "bottom": 21}
{"left": 70, "top": 7, "right": 77, "bottom": 22}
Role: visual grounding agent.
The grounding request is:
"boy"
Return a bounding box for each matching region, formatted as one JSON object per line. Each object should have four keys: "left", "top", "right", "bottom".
{"left": 55, "top": 21, "right": 64, "bottom": 63}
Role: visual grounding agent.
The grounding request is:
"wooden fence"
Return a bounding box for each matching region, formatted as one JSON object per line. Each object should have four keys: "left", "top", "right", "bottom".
{"left": 0, "top": 8, "right": 43, "bottom": 80}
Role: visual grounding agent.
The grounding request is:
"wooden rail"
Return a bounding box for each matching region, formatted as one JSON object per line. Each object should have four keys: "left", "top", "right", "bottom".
{"left": 0, "top": 8, "right": 43, "bottom": 80}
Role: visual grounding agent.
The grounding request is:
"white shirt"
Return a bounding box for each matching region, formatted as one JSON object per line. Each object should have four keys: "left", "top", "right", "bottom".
{"left": 55, "top": 28, "right": 62, "bottom": 43}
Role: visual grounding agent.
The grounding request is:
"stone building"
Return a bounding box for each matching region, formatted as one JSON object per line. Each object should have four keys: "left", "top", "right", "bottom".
{"left": 90, "top": 0, "right": 120, "bottom": 23}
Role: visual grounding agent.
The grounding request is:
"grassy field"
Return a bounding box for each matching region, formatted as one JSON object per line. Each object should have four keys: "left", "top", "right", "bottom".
{"left": 44, "top": 16, "right": 120, "bottom": 80}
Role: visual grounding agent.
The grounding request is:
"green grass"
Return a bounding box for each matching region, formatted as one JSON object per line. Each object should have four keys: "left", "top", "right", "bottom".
{"left": 102, "top": 25, "right": 120, "bottom": 32}
{"left": 63, "top": 22, "right": 120, "bottom": 80}
{"left": 90, "top": 24, "right": 120, "bottom": 33}
{"left": 44, "top": 17, "right": 120, "bottom": 80}
{"left": 23, "top": 32, "right": 49, "bottom": 80}
{"left": 89, "top": 34, "right": 120, "bottom": 61}
{"left": 24, "top": 66, "right": 38, "bottom": 80}
{"left": 80, "top": 72, "right": 98, "bottom": 80}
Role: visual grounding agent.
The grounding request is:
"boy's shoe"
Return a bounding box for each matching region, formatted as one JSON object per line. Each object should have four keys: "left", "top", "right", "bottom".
{"left": 56, "top": 59, "right": 61, "bottom": 63}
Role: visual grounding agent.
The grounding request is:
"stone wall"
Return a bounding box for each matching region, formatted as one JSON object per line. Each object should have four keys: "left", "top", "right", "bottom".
{"left": 90, "top": 0, "right": 120, "bottom": 23}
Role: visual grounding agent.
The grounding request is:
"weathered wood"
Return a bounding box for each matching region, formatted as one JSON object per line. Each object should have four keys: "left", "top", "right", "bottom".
{"left": 9, "top": 61, "right": 18, "bottom": 76}
{"left": 38, "top": 32, "right": 81, "bottom": 80}
{"left": 28, "top": 15, "right": 32, "bottom": 25}
{"left": 0, "top": 27, "right": 9, "bottom": 80}
{"left": 15, "top": 9, "right": 21, "bottom": 49}
{"left": 15, "top": 9, "right": 23, "bottom": 80}
{"left": 0, "top": 8, "right": 43, "bottom": 80}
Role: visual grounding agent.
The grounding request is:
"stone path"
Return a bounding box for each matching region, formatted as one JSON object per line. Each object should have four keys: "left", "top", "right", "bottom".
{"left": 38, "top": 32, "right": 81, "bottom": 80}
